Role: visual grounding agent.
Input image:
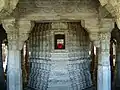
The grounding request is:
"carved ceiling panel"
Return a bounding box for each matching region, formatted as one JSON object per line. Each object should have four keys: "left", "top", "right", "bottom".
{"left": 12, "top": 0, "right": 100, "bottom": 20}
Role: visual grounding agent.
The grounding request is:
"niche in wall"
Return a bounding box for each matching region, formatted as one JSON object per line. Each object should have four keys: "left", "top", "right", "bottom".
{"left": 54, "top": 34, "right": 65, "bottom": 49}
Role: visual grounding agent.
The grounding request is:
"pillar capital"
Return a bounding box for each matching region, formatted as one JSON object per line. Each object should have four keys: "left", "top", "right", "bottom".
{"left": 2, "top": 18, "right": 19, "bottom": 50}
{"left": 84, "top": 18, "right": 114, "bottom": 33}
{"left": 2, "top": 18, "right": 34, "bottom": 50}
{"left": 18, "top": 20, "right": 34, "bottom": 50}
{"left": 89, "top": 32, "right": 100, "bottom": 47}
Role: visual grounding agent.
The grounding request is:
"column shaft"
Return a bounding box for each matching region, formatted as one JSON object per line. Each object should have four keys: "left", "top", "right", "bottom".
{"left": 0, "top": 40, "right": 6, "bottom": 90}
{"left": 115, "top": 44, "right": 120, "bottom": 87}
{"left": 97, "top": 33, "right": 111, "bottom": 90}
{"left": 2, "top": 19, "right": 33, "bottom": 90}
{"left": 7, "top": 50, "right": 22, "bottom": 90}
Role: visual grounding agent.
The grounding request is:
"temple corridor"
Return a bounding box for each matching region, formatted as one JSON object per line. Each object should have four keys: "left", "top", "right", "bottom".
{"left": 1, "top": 0, "right": 120, "bottom": 90}
{"left": 1, "top": 21, "right": 120, "bottom": 90}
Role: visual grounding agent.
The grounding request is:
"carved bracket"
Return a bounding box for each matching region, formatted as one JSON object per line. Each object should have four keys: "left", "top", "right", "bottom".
{"left": 2, "top": 18, "right": 34, "bottom": 50}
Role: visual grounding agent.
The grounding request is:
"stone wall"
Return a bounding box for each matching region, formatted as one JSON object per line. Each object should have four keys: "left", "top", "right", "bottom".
{"left": 27, "top": 22, "right": 92, "bottom": 90}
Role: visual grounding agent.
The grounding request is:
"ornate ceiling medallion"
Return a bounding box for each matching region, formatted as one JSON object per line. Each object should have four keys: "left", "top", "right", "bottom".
{"left": 42, "top": 7, "right": 53, "bottom": 13}
{"left": 54, "top": 6, "right": 63, "bottom": 13}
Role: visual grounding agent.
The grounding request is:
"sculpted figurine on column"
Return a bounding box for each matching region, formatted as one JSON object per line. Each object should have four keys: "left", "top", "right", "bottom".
{"left": 2, "top": 17, "right": 34, "bottom": 90}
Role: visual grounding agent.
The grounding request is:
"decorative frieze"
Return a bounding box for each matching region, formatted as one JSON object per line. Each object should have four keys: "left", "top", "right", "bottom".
{"left": 14, "top": 0, "right": 98, "bottom": 19}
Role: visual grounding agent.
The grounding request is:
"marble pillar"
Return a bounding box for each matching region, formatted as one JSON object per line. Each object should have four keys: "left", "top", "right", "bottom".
{"left": 2, "top": 18, "right": 34, "bottom": 90}
{"left": 97, "top": 32, "right": 111, "bottom": 90}
{"left": 115, "top": 43, "right": 120, "bottom": 87}
{"left": 0, "top": 24, "right": 7, "bottom": 90}
{"left": 0, "top": 40, "right": 6, "bottom": 90}
{"left": 5, "top": 28, "right": 23, "bottom": 90}
{"left": 85, "top": 19, "right": 114, "bottom": 90}
{"left": 7, "top": 48, "right": 22, "bottom": 90}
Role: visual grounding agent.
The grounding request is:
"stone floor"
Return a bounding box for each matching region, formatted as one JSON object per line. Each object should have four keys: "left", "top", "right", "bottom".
{"left": 24, "top": 86, "right": 120, "bottom": 90}
{"left": 24, "top": 86, "right": 95, "bottom": 90}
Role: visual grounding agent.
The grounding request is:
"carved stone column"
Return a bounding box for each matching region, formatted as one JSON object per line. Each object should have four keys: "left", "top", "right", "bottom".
{"left": 85, "top": 19, "right": 114, "bottom": 90}
{"left": 90, "top": 32, "right": 111, "bottom": 90}
{"left": 97, "top": 19, "right": 114, "bottom": 90}
{"left": 2, "top": 18, "right": 33, "bottom": 90}
{"left": 0, "top": 25, "right": 6, "bottom": 90}
{"left": 97, "top": 32, "right": 111, "bottom": 90}
{"left": 115, "top": 43, "right": 120, "bottom": 88}
{"left": 89, "top": 32, "right": 100, "bottom": 89}
{"left": 0, "top": 40, "right": 6, "bottom": 90}
{"left": 84, "top": 19, "right": 101, "bottom": 88}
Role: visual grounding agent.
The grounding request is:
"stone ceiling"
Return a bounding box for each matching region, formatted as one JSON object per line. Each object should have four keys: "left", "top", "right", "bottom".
{"left": 11, "top": 0, "right": 103, "bottom": 20}
{"left": 0, "top": 0, "right": 113, "bottom": 21}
